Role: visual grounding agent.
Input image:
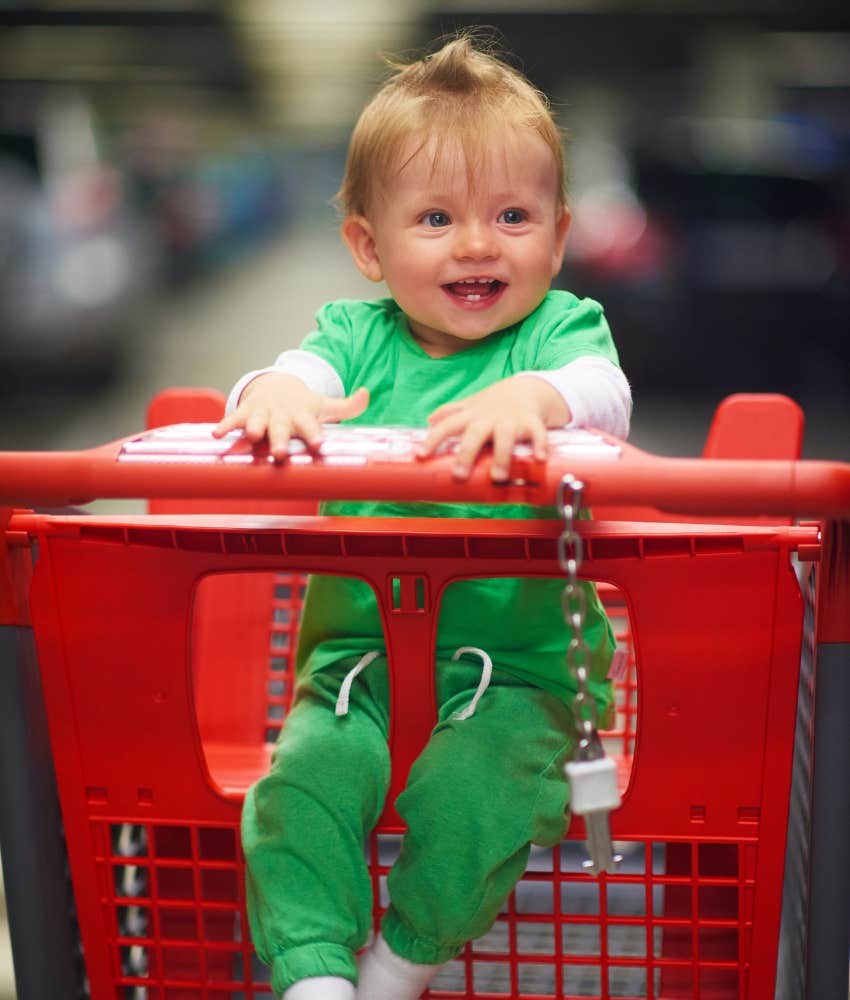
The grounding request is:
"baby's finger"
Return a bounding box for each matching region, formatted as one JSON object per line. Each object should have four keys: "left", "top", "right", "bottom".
{"left": 266, "top": 415, "right": 293, "bottom": 461}
{"left": 417, "top": 411, "right": 466, "bottom": 457}
{"left": 212, "top": 411, "right": 243, "bottom": 438}
{"left": 530, "top": 419, "right": 549, "bottom": 462}
{"left": 427, "top": 401, "right": 464, "bottom": 425}
{"left": 292, "top": 412, "right": 323, "bottom": 451}
{"left": 267, "top": 415, "right": 302, "bottom": 462}
{"left": 490, "top": 423, "right": 517, "bottom": 481}
{"left": 452, "top": 421, "right": 492, "bottom": 480}
{"left": 244, "top": 407, "right": 271, "bottom": 443}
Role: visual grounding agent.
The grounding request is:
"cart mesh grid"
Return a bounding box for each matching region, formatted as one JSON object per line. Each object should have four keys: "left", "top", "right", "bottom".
{"left": 101, "top": 823, "right": 754, "bottom": 999}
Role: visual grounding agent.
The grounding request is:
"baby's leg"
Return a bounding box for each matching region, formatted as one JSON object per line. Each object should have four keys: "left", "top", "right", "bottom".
{"left": 381, "top": 662, "right": 574, "bottom": 972}
{"left": 242, "top": 662, "right": 391, "bottom": 997}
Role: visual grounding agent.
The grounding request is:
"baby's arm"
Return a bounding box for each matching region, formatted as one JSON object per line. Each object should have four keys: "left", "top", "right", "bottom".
{"left": 212, "top": 370, "right": 369, "bottom": 460}
{"left": 419, "top": 357, "right": 631, "bottom": 481}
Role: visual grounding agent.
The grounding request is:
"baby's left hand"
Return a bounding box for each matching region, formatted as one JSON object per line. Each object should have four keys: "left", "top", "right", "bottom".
{"left": 417, "top": 376, "right": 571, "bottom": 481}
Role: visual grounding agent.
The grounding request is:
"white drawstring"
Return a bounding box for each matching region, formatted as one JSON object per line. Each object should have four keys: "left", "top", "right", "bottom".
{"left": 335, "top": 647, "right": 493, "bottom": 720}
{"left": 335, "top": 651, "right": 383, "bottom": 716}
{"left": 451, "top": 647, "right": 493, "bottom": 720}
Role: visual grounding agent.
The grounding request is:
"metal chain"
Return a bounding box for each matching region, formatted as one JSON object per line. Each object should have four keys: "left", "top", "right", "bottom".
{"left": 557, "top": 473, "right": 601, "bottom": 759}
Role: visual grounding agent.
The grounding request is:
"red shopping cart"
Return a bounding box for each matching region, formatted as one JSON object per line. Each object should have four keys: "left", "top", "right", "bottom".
{"left": 0, "top": 396, "right": 847, "bottom": 1000}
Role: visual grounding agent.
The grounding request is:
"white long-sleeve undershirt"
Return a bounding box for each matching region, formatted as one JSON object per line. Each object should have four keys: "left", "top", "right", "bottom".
{"left": 226, "top": 349, "right": 632, "bottom": 440}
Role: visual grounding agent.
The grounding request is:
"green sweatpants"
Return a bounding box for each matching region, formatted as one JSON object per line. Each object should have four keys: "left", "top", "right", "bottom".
{"left": 241, "top": 655, "right": 576, "bottom": 995}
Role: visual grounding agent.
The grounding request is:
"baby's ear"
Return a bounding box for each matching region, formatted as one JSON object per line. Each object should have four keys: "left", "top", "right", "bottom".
{"left": 342, "top": 215, "right": 383, "bottom": 282}
{"left": 552, "top": 205, "right": 572, "bottom": 275}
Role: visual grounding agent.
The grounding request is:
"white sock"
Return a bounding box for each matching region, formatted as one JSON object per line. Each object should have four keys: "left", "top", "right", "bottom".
{"left": 283, "top": 976, "right": 356, "bottom": 999}
{"left": 356, "top": 933, "right": 444, "bottom": 999}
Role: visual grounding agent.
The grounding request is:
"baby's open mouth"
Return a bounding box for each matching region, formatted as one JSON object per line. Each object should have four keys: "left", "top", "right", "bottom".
{"left": 443, "top": 278, "right": 505, "bottom": 302}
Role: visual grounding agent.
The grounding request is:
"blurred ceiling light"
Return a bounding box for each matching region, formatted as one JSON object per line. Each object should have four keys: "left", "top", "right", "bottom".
{"left": 228, "top": 0, "right": 417, "bottom": 131}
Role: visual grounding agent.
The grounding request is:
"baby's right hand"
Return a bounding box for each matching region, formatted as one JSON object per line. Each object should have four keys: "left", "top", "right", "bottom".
{"left": 212, "top": 372, "right": 369, "bottom": 461}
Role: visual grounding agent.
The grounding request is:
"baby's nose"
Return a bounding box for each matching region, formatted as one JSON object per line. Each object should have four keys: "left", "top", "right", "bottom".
{"left": 453, "top": 221, "right": 499, "bottom": 260}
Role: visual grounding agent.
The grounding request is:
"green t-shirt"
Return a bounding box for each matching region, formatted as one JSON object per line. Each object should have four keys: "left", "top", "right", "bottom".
{"left": 294, "top": 291, "right": 620, "bottom": 715}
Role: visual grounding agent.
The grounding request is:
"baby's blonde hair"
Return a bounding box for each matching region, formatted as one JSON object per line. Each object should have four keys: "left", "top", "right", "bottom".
{"left": 337, "top": 33, "right": 566, "bottom": 217}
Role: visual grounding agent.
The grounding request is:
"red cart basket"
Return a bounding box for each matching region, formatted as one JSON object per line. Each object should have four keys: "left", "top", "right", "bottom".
{"left": 0, "top": 394, "right": 847, "bottom": 1000}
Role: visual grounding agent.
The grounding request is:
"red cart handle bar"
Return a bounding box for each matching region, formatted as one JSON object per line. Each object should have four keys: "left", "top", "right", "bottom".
{"left": 0, "top": 424, "right": 849, "bottom": 519}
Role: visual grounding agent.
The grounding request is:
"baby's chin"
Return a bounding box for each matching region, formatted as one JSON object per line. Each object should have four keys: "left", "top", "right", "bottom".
{"left": 406, "top": 321, "right": 509, "bottom": 356}
{"left": 403, "top": 293, "right": 551, "bottom": 350}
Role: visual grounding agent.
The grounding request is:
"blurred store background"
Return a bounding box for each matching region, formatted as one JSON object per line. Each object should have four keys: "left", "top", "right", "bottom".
{"left": 1, "top": 1, "right": 849, "bottom": 996}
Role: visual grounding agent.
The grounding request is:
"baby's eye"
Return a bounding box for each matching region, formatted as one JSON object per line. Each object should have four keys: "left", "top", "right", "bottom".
{"left": 499, "top": 208, "right": 527, "bottom": 225}
{"left": 422, "top": 211, "right": 451, "bottom": 228}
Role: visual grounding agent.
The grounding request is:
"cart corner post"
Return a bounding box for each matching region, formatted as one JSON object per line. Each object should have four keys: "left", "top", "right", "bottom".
{"left": 0, "top": 509, "right": 81, "bottom": 999}
{"left": 806, "top": 519, "right": 850, "bottom": 1000}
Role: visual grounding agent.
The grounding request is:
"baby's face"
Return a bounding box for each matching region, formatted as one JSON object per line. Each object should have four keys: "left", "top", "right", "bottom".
{"left": 354, "top": 128, "right": 569, "bottom": 357}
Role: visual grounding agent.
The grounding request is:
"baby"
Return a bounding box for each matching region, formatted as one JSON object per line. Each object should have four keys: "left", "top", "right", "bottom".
{"left": 215, "top": 33, "right": 631, "bottom": 1000}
